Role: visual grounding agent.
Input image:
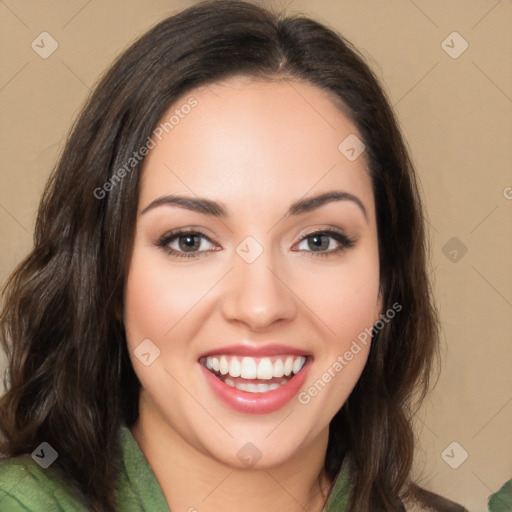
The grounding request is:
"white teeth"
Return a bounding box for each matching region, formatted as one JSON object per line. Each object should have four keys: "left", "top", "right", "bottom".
{"left": 219, "top": 356, "right": 229, "bottom": 375}
{"left": 236, "top": 382, "right": 259, "bottom": 393}
{"left": 272, "top": 359, "right": 285, "bottom": 378}
{"left": 229, "top": 357, "right": 241, "bottom": 377}
{"left": 223, "top": 379, "right": 286, "bottom": 393}
{"left": 256, "top": 358, "right": 273, "bottom": 380}
{"left": 240, "top": 357, "right": 257, "bottom": 379}
{"left": 292, "top": 357, "right": 306, "bottom": 375}
{"left": 284, "top": 356, "right": 293, "bottom": 376}
{"left": 203, "top": 354, "right": 308, "bottom": 380}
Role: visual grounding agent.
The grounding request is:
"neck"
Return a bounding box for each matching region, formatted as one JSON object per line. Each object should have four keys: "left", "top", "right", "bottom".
{"left": 131, "top": 398, "right": 334, "bottom": 512}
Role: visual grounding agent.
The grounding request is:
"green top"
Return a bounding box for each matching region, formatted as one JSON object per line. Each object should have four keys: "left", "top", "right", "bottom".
{"left": 488, "top": 478, "right": 512, "bottom": 512}
{"left": 0, "top": 426, "right": 352, "bottom": 511}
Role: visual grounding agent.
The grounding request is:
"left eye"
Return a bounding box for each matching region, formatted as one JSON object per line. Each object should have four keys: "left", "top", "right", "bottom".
{"left": 157, "top": 231, "right": 216, "bottom": 258}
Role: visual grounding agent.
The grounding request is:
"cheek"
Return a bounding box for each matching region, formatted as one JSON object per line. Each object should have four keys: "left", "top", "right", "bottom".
{"left": 296, "top": 252, "right": 379, "bottom": 420}
{"left": 123, "top": 249, "right": 199, "bottom": 403}
{"left": 297, "top": 250, "right": 380, "bottom": 347}
{"left": 124, "top": 248, "right": 210, "bottom": 345}
{"left": 124, "top": 263, "right": 168, "bottom": 345}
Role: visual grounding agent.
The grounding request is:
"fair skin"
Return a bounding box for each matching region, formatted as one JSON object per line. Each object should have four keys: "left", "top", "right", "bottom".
{"left": 124, "top": 76, "right": 382, "bottom": 512}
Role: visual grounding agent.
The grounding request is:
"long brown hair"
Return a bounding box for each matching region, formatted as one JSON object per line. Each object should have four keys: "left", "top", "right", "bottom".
{"left": 0, "top": 1, "right": 440, "bottom": 510}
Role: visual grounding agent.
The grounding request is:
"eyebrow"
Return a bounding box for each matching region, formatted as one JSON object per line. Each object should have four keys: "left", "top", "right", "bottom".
{"left": 140, "top": 190, "right": 368, "bottom": 222}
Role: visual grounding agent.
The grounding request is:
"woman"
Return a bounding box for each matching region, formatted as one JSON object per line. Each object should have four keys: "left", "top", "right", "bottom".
{"left": 0, "top": 1, "right": 469, "bottom": 511}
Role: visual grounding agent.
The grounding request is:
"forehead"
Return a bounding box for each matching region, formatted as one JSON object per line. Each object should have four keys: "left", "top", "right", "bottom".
{"left": 139, "top": 76, "right": 374, "bottom": 220}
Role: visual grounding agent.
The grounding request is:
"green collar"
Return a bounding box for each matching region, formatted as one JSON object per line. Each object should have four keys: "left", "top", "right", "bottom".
{"left": 323, "top": 456, "right": 352, "bottom": 511}
{"left": 116, "top": 426, "right": 170, "bottom": 510}
{"left": 118, "top": 426, "right": 352, "bottom": 511}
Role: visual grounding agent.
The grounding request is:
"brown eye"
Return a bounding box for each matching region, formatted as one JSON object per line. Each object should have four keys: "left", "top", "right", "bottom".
{"left": 177, "top": 234, "right": 202, "bottom": 252}
{"left": 157, "top": 230, "right": 216, "bottom": 258}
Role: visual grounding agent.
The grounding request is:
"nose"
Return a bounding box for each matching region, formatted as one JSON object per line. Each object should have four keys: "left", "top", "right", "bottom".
{"left": 221, "top": 249, "right": 297, "bottom": 331}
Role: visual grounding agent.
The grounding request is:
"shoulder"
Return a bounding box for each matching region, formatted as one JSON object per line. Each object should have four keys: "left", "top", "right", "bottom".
{"left": 0, "top": 454, "right": 88, "bottom": 511}
{"left": 404, "top": 483, "right": 469, "bottom": 512}
{"left": 488, "top": 478, "right": 512, "bottom": 512}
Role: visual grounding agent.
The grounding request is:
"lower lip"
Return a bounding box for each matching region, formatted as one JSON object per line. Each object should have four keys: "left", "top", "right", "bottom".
{"left": 199, "top": 359, "right": 312, "bottom": 414}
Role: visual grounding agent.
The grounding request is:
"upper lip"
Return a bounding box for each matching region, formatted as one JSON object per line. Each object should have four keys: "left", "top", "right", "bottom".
{"left": 198, "top": 343, "right": 312, "bottom": 359}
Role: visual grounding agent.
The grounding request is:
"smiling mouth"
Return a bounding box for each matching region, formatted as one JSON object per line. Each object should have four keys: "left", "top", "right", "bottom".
{"left": 199, "top": 354, "right": 309, "bottom": 393}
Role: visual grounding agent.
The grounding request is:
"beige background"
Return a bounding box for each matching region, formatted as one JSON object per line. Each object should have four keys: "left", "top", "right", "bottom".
{"left": 1, "top": 1, "right": 511, "bottom": 510}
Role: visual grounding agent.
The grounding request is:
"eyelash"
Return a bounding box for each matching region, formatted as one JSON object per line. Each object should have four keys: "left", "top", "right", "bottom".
{"left": 156, "top": 228, "right": 356, "bottom": 259}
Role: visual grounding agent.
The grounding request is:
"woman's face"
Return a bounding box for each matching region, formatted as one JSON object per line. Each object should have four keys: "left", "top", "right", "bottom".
{"left": 124, "top": 76, "right": 382, "bottom": 469}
